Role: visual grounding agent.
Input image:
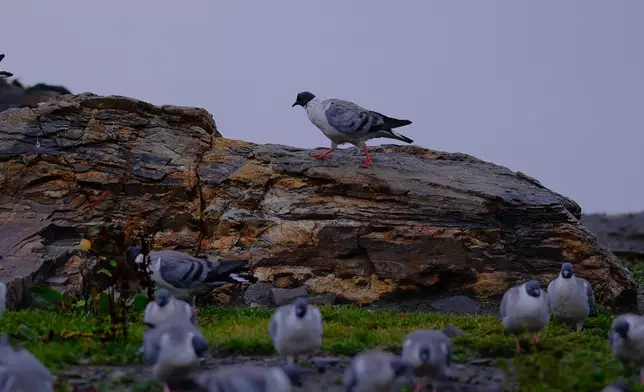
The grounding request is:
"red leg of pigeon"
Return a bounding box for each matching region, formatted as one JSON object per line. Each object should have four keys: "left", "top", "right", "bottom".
{"left": 413, "top": 378, "right": 425, "bottom": 391}
{"left": 163, "top": 383, "right": 172, "bottom": 392}
{"left": 514, "top": 337, "right": 525, "bottom": 354}
{"left": 532, "top": 334, "right": 541, "bottom": 344}
{"left": 361, "top": 147, "right": 373, "bottom": 168}
{"left": 312, "top": 149, "right": 334, "bottom": 159}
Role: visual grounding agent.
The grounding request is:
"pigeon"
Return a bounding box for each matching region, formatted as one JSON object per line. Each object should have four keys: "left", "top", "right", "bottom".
{"left": 608, "top": 313, "right": 644, "bottom": 384}
{"left": 547, "top": 262, "right": 598, "bottom": 331}
{"left": 292, "top": 91, "right": 413, "bottom": 168}
{"left": 0, "top": 281, "right": 6, "bottom": 316}
{"left": 141, "top": 320, "right": 209, "bottom": 392}
{"left": 0, "top": 54, "right": 12, "bottom": 79}
{"left": 500, "top": 280, "right": 550, "bottom": 353}
{"left": 601, "top": 380, "right": 631, "bottom": 392}
{"left": 144, "top": 289, "right": 197, "bottom": 329}
{"left": 128, "top": 246, "right": 255, "bottom": 311}
{"left": 401, "top": 329, "right": 452, "bottom": 392}
{"left": 192, "top": 364, "right": 308, "bottom": 392}
{"left": 0, "top": 334, "right": 54, "bottom": 392}
{"left": 269, "top": 297, "right": 323, "bottom": 364}
{"left": 343, "top": 349, "right": 412, "bottom": 392}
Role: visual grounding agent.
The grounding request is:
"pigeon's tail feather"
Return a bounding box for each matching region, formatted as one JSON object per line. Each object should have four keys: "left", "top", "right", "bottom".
{"left": 203, "top": 260, "right": 254, "bottom": 285}
{"left": 381, "top": 115, "right": 412, "bottom": 129}
{"left": 213, "top": 260, "right": 249, "bottom": 276}
{"left": 382, "top": 129, "right": 414, "bottom": 144}
{"left": 228, "top": 273, "right": 255, "bottom": 284}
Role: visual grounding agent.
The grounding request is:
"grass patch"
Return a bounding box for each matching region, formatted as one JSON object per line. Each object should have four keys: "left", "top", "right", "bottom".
{"left": 0, "top": 305, "right": 643, "bottom": 391}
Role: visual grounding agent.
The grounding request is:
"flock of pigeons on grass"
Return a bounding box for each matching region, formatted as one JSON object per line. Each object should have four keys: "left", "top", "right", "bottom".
{"left": 1, "top": 246, "right": 644, "bottom": 392}
{"left": 0, "top": 54, "right": 642, "bottom": 391}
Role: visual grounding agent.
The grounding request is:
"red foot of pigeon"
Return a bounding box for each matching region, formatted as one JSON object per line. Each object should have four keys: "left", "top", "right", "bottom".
{"left": 193, "top": 307, "right": 199, "bottom": 314}
{"left": 163, "top": 383, "right": 172, "bottom": 392}
{"left": 361, "top": 147, "right": 372, "bottom": 168}
{"left": 514, "top": 338, "right": 525, "bottom": 354}
{"left": 312, "top": 149, "right": 334, "bottom": 159}
{"left": 532, "top": 335, "right": 541, "bottom": 344}
{"left": 413, "top": 379, "right": 425, "bottom": 391}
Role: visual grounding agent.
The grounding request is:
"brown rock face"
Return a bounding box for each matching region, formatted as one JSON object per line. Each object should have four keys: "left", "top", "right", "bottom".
{"left": 0, "top": 93, "right": 637, "bottom": 309}
{"left": 581, "top": 212, "right": 644, "bottom": 258}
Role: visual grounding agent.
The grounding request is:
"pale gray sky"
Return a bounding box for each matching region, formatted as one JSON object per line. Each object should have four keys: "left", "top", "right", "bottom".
{"left": 2, "top": 0, "right": 642, "bottom": 214}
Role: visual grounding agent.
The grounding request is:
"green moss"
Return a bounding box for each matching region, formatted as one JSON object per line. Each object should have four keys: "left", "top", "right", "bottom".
{"left": 0, "top": 305, "right": 642, "bottom": 391}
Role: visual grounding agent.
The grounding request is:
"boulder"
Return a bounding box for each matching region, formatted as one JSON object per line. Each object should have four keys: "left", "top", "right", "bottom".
{"left": 581, "top": 212, "right": 644, "bottom": 258}
{"left": 0, "top": 93, "right": 637, "bottom": 309}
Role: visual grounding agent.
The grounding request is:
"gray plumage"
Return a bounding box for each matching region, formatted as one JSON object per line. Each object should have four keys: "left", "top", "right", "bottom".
{"left": 269, "top": 298, "right": 323, "bottom": 364}
{"left": 601, "top": 380, "right": 631, "bottom": 392}
{"left": 343, "top": 350, "right": 411, "bottom": 392}
{"left": 128, "top": 246, "right": 255, "bottom": 304}
{"left": 608, "top": 313, "right": 644, "bottom": 382}
{"left": 547, "top": 262, "right": 597, "bottom": 331}
{"left": 193, "top": 364, "right": 306, "bottom": 392}
{"left": 401, "top": 329, "right": 452, "bottom": 390}
{"left": 0, "top": 54, "right": 12, "bottom": 79}
{"left": 141, "top": 320, "right": 209, "bottom": 388}
{"left": 144, "top": 289, "right": 197, "bottom": 329}
{"left": 500, "top": 280, "right": 550, "bottom": 352}
{"left": 292, "top": 91, "right": 413, "bottom": 168}
{"left": 0, "top": 334, "right": 53, "bottom": 392}
{"left": 0, "top": 281, "right": 6, "bottom": 316}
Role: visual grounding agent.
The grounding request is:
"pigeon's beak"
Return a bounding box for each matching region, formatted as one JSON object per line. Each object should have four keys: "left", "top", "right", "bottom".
{"left": 291, "top": 101, "right": 299, "bottom": 107}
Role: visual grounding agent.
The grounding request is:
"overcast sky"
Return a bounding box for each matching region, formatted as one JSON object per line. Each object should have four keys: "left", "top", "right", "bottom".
{"left": 2, "top": 0, "right": 642, "bottom": 214}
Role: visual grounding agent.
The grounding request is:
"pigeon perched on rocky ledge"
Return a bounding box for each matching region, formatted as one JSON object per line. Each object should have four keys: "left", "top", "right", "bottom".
{"left": 547, "top": 262, "right": 598, "bottom": 332}
{"left": 500, "top": 280, "right": 550, "bottom": 353}
{"left": 128, "top": 246, "right": 256, "bottom": 312}
{"left": 292, "top": 91, "right": 413, "bottom": 168}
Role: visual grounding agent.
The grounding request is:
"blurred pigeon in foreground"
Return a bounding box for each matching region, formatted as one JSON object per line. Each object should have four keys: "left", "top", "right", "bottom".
{"left": 0, "top": 334, "right": 54, "bottom": 392}
{"left": 292, "top": 91, "right": 413, "bottom": 168}
{"left": 144, "top": 289, "right": 197, "bottom": 329}
{"left": 269, "top": 298, "right": 323, "bottom": 364}
{"left": 0, "top": 281, "right": 6, "bottom": 316}
{"left": 0, "top": 54, "right": 12, "bottom": 79}
{"left": 141, "top": 321, "right": 209, "bottom": 392}
{"left": 128, "top": 246, "right": 255, "bottom": 311}
{"left": 343, "top": 349, "right": 412, "bottom": 392}
{"left": 547, "top": 262, "right": 598, "bottom": 332}
{"left": 601, "top": 380, "right": 631, "bottom": 392}
{"left": 500, "top": 280, "right": 550, "bottom": 353}
{"left": 193, "top": 364, "right": 307, "bottom": 392}
{"left": 608, "top": 313, "right": 644, "bottom": 384}
{"left": 401, "top": 329, "right": 452, "bottom": 392}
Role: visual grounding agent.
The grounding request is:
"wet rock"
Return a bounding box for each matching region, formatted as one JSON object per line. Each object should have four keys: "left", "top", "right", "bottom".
{"left": 243, "top": 282, "right": 274, "bottom": 307}
{"left": 431, "top": 296, "right": 481, "bottom": 315}
{"left": 581, "top": 212, "right": 644, "bottom": 257}
{"left": 272, "top": 286, "right": 308, "bottom": 306}
{"left": 0, "top": 93, "right": 636, "bottom": 309}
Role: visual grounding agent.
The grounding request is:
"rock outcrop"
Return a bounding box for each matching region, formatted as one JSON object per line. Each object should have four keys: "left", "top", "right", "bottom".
{"left": 0, "top": 78, "right": 72, "bottom": 113}
{"left": 0, "top": 93, "right": 637, "bottom": 309}
{"left": 582, "top": 212, "right": 644, "bottom": 258}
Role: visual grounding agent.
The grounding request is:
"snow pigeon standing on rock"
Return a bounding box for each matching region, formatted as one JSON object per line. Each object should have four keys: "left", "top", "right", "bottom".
{"left": 269, "top": 297, "right": 323, "bottom": 364}
{"left": 144, "top": 289, "right": 197, "bottom": 329}
{"left": 141, "top": 320, "right": 210, "bottom": 392}
{"left": 292, "top": 91, "right": 413, "bottom": 168}
{"left": 0, "top": 281, "right": 6, "bottom": 316}
{"left": 193, "top": 364, "right": 308, "bottom": 392}
{"left": 0, "top": 334, "right": 54, "bottom": 392}
{"left": 401, "top": 329, "right": 453, "bottom": 392}
{"left": 500, "top": 280, "right": 550, "bottom": 353}
{"left": 608, "top": 313, "right": 644, "bottom": 384}
{"left": 0, "top": 54, "right": 13, "bottom": 79}
{"left": 128, "top": 246, "right": 255, "bottom": 311}
{"left": 343, "top": 349, "right": 412, "bottom": 392}
{"left": 547, "top": 262, "right": 598, "bottom": 331}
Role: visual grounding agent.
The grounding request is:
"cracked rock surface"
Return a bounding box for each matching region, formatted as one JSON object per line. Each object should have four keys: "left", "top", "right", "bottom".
{"left": 0, "top": 93, "right": 636, "bottom": 309}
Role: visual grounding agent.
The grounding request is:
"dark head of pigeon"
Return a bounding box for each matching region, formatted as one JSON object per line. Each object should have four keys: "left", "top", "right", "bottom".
{"left": 524, "top": 280, "right": 542, "bottom": 298}
{"left": 126, "top": 245, "right": 143, "bottom": 264}
{"left": 292, "top": 91, "right": 316, "bottom": 107}
{"left": 155, "top": 289, "right": 170, "bottom": 307}
{"left": 294, "top": 298, "right": 308, "bottom": 318}
{"left": 561, "top": 262, "right": 574, "bottom": 279}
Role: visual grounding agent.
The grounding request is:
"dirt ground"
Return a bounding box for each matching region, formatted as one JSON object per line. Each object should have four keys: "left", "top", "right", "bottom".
{"left": 60, "top": 353, "right": 506, "bottom": 392}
